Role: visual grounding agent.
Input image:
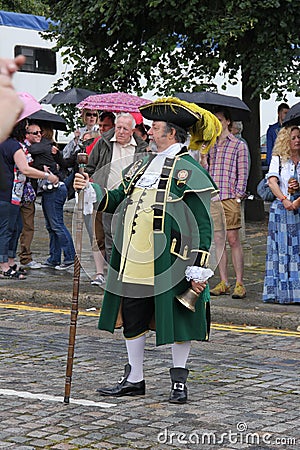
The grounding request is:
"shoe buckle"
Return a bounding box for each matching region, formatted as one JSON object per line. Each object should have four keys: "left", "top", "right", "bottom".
{"left": 118, "top": 376, "right": 126, "bottom": 384}
{"left": 173, "top": 382, "right": 185, "bottom": 391}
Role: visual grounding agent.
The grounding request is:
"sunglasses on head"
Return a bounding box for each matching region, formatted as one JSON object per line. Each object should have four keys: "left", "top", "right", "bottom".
{"left": 27, "top": 130, "right": 42, "bottom": 135}
{"left": 86, "top": 112, "right": 98, "bottom": 117}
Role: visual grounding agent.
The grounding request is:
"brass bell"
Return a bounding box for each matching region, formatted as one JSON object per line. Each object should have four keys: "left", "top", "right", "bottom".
{"left": 176, "top": 288, "right": 199, "bottom": 313}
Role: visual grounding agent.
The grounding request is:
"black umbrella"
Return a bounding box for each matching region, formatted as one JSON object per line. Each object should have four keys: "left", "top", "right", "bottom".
{"left": 40, "top": 88, "right": 98, "bottom": 105}
{"left": 28, "top": 109, "right": 67, "bottom": 131}
{"left": 39, "top": 93, "right": 57, "bottom": 104}
{"left": 175, "top": 91, "right": 251, "bottom": 121}
{"left": 282, "top": 101, "right": 300, "bottom": 126}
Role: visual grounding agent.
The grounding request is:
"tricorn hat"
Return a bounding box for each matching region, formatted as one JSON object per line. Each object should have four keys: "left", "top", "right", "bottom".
{"left": 140, "top": 97, "right": 201, "bottom": 129}
{"left": 139, "top": 97, "right": 221, "bottom": 154}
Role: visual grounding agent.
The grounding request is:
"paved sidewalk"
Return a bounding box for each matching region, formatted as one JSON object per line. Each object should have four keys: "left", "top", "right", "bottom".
{"left": 0, "top": 200, "right": 299, "bottom": 332}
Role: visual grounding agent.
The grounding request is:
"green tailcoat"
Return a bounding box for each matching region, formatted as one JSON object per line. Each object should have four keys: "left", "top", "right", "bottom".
{"left": 97, "top": 149, "right": 218, "bottom": 346}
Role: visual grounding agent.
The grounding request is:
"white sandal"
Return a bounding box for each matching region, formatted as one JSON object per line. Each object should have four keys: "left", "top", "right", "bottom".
{"left": 91, "top": 273, "right": 105, "bottom": 286}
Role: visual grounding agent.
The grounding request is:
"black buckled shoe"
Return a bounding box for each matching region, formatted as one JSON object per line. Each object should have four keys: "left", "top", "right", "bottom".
{"left": 96, "top": 363, "right": 145, "bottom": 397}
{"left": 169, "top": 367, "right": 189, "bottom": 404}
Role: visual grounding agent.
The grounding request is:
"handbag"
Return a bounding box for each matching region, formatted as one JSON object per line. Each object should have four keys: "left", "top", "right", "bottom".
{"left": 21, "top": 181, "right": 36, "bottom": 203}
{"left": 257, "top": 178, "right": 275, "bottom": 202}
{"left": 257, "top": 156, "right": 281, "bottom": 202}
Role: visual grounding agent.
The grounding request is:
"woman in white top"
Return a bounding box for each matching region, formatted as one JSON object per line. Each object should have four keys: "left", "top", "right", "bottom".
{"left": 63, "top": 108, "right": 99, "bottom": 158}
{"left": 263, "top": 125, "right": 300, "bottom": 304}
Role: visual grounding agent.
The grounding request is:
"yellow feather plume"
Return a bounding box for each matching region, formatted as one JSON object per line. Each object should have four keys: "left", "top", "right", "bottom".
{"left": 189, "top": 106, "right": 222, "bottom": 154}
{"left": 149, "top": 97, "right": 221, "bottom": 154}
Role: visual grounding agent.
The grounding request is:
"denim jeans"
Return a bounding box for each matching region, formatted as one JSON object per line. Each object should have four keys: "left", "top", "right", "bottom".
{"left": 41, "top": 183, "right": 75, "bottom": 265}
{"left": 0, "top": 201, "right": 22, "bottom": 263}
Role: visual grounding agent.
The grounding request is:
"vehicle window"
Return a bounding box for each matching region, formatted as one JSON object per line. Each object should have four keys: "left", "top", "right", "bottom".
{"left": 15, "top": 46, "right": 57, "bottom": 75}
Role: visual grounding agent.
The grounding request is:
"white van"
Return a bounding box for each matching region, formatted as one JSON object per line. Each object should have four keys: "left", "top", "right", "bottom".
{"left": 0, "top": 10, "right": 72, "bottom": 142}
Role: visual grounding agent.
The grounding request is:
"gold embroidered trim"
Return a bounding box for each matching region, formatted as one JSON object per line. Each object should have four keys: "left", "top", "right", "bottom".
{"left": 170, "top": 238, "right": 190, "bottom": 261}
{"left": 190, "top": 249, "right": 210, "bottom": 267}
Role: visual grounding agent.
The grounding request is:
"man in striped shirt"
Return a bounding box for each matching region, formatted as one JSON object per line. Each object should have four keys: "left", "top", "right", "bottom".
{"left": 207, "top": 108, "right": 249, "bottom": 299}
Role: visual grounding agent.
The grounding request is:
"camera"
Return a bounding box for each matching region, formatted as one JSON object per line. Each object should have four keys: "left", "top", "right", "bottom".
{"left": 42, "top": 181, "right": 59, "bottom": 191}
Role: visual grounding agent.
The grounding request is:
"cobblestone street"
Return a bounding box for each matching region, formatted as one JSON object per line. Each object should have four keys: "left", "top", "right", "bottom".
{"left": 0, "top": 304, "right": 299, "bottom": 449}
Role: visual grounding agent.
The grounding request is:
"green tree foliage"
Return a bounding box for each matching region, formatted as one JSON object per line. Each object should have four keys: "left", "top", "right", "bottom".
{"left": 45, "top": 0, "right": 299, "bottom": 98}
{"left": 0, "top": 0, "right": 50, "bottom": 15}
{"left": 45, "top": 0, "right": 299, "bottom": 194}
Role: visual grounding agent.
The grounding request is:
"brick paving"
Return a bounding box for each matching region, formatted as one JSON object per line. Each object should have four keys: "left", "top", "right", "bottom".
{"left": 0, "top": 306, "right": 299, "bottom": 449}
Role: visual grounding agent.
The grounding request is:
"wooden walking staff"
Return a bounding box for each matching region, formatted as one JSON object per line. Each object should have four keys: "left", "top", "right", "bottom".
{"left": 64, "top": 151, "right": 89, "bottom": 404}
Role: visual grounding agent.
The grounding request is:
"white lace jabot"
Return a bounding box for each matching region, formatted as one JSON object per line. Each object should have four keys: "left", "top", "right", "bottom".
{"left": 136, "top": 143, "right": 183, "bottom": 189}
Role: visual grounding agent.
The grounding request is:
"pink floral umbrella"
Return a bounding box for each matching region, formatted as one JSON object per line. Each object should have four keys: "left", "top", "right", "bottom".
{"left": 76, "top": 92, "right": 151, "bottom": 113}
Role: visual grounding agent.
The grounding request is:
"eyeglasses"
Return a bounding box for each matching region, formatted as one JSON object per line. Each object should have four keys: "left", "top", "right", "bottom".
{"left": 85, "top": 113, "right": 98, "bottom": 117}
{"left": 27, "top": 130, "right": 42, "bottom": 135}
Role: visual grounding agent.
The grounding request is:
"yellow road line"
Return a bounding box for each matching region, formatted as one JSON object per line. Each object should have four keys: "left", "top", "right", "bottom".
{"left": 211, "top": 323, "right": 299, "bottom": 337}
{"left": 0, "top": 302, "right": 299, "bottom": 337}
{"left": 0, "top": 302, "right": 91, "bottom": 316}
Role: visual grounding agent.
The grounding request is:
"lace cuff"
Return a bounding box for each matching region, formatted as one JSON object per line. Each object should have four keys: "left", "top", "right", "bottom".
{"left": 185, "top": 266, "right": 214, "bottom": 282}
{"left": 83, "top": 184, "right": 97, "bottom": 215}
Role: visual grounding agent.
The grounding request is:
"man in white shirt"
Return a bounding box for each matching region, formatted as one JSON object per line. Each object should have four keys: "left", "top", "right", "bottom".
{"left": 86, "top": 113, "right": 148, "bottom": 261}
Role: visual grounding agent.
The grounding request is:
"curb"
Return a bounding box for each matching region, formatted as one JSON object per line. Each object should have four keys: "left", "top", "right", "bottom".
{"left": 1, "top": 287, "right": 299, "bottom": 332}
{"left": 210, "top": 304, "right": 300, "bottom": 331}
{"left": 0, "top": 287, "right": 103, "bottom": 310}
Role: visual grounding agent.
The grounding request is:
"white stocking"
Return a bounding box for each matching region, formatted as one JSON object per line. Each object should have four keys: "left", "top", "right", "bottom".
{"left": 171, "top": 341, "right": 191, "bottom": 368}
{"left": 125, "top": 334, "right": 146, "bottom": 383}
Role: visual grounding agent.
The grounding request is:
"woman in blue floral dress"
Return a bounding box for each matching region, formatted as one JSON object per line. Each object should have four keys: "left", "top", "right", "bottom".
{"left": 263, "top": 126, "right": 300, "bottom": 304}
